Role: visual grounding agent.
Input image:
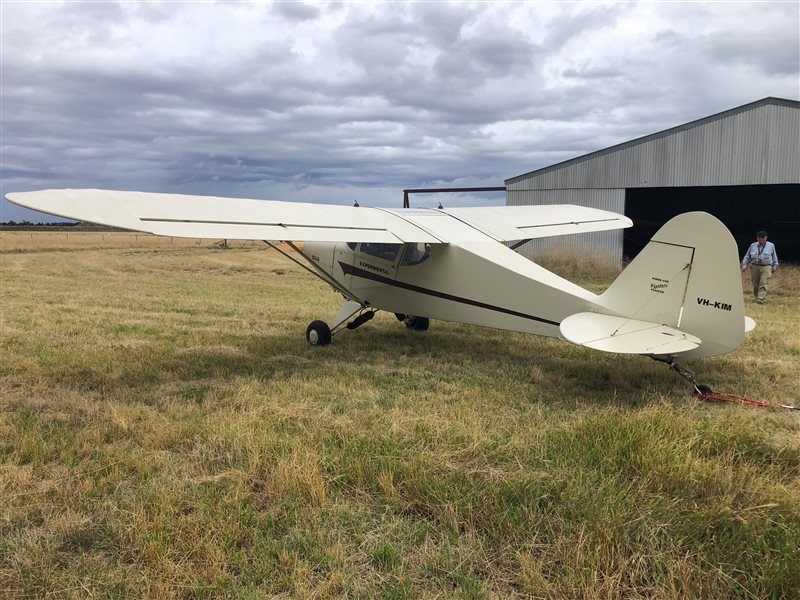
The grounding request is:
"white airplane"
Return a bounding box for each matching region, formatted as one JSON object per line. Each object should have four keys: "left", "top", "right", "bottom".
{"left": 6, "top": 189, "right": 754, "bottom": 381}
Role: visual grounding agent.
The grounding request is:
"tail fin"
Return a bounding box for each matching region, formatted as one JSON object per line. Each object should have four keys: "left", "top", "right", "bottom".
{"left": 596, "top": 212, "right": 746, "bottom": 359}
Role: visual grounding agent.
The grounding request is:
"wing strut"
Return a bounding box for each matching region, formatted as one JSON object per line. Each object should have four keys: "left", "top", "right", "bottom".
{"left": 509, "top": 239, "right": 531, "bottom": 251}
{"left": 262, "top": 241, "right": 361, "bottom": 303}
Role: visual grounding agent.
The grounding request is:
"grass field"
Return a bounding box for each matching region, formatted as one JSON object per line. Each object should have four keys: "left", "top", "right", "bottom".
{"left": 1, "top": 233, "right": 798, "bottom": 599}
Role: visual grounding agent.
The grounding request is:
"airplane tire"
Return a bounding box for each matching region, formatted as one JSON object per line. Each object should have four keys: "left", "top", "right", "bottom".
{"left": 405, "top": 316, "right": 430, "bottom": 331}
{"left": 306, "top": 320, "right": 332, "bottom": 346}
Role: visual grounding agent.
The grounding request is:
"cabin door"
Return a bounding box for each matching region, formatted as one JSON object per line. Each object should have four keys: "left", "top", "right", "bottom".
{"left": 349, "top": 243, "right": 402, "bottom": 301}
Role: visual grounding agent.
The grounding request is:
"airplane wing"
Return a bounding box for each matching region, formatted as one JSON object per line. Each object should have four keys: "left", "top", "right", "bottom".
{"left": 440, "top": 205, "right": 632, "bottom": 241}
{"left": 5, "top": 189, "right": 438, "bottom": 243}
{"left": 6, "top": 189, "right": 631, "bottom": 244}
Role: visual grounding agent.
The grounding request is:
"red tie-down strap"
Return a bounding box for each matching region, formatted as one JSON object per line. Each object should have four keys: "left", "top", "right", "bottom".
{"left": 695, "top": 388, "right": 797, "bottom": 412}
{"left": 653, "top": 358, "right": 797, "bottom": 412}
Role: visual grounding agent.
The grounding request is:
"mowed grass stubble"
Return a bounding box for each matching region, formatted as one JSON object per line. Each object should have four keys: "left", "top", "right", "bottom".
{"left": 1, "top": 233, "right": 799, "bottom": 599}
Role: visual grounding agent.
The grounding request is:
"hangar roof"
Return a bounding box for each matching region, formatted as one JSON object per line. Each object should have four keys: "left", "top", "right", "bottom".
{"left": 506, "top": 97, "right": 800, "bottom": 187}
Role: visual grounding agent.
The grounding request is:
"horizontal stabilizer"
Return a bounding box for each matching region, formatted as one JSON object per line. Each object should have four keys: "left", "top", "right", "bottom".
{"left": 560, "top": 312, "right": 701, "bottom": 355}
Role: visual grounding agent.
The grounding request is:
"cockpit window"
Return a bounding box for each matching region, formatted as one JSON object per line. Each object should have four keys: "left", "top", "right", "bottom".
{"left": 360, "top": 243, "right": 401, "bottom": 262}
{"left": 401, "top": 242, "right": 432, "bottom": 266}
{"left": 346, "top": 242, "right": 357, "bottom": 251}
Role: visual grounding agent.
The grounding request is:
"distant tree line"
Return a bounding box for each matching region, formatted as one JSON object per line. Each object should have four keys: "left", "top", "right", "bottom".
{"left": 0, "top": 221, "right": 125, "bottom": 232}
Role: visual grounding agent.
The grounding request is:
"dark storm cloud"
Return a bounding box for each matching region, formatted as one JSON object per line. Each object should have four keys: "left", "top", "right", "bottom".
{"left": 1, "top": 1, "right": 798, "bottom": 222}
{"left": 562, "top": 65, "right": 623, "bottom": 80}
{"left": 542, "top": 2, "right": 630, "bottom": 50}
{"left": 271, "top": 1, "right": 320, "bottom": 22}
{"left": 705, "top": 30, "right": 800, "bottom": 77}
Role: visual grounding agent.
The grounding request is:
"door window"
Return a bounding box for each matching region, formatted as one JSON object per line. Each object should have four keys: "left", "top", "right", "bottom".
{"left": 360, "top": 243, "right": 401, "bottom": 262}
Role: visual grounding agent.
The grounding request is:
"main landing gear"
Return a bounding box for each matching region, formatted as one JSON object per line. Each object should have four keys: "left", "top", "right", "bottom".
{"left": 306, "top": 320, "right": 332, "bottom": 346}
{"left": 305, "top": 299, "right": 430, "bottom": 346}
{"left": 395, "top": 313, "right": 430, "bottom": 331}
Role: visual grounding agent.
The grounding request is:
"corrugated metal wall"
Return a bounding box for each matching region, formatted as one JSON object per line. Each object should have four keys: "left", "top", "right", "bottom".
{"left": 767, "top": 105, "right": 800, "bottom": 182}
{"left": 507, "top": 188, "right": 625, "bottom": 269}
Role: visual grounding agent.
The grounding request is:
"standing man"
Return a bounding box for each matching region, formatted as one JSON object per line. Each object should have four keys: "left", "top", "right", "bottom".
{"left": 741, "top": 230, "right": 778, "bottom": 304}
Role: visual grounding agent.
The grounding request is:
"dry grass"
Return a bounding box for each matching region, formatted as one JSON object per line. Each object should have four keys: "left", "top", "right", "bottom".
{"left": 0, "top": 231, "right": 264, "bottom": 252}
{"left": 1, "top": 236, "right": 798, "bottom": 599}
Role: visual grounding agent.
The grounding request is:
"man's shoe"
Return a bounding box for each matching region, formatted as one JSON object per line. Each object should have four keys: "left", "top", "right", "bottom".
{"left": 756, "top": 299, "right": 764, "bottom": 305}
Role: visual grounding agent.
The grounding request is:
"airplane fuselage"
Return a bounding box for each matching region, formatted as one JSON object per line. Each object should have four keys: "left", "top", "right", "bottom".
{"left": 305, "top": 239, "right": 604, "bottom": 338}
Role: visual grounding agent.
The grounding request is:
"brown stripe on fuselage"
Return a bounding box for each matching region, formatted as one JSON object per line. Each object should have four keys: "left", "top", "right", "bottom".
{"left": 338, "top": 261, "right": 560, "bottom": 326}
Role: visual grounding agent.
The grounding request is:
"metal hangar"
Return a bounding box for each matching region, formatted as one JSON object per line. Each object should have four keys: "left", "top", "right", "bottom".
{"left": 505, "top": 97, "right": 800, "bottom": 268}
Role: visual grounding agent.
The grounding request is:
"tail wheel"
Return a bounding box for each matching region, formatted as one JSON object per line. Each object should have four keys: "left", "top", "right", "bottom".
{"left": 306, "top": 320, "right": 332, "bottom": 346}
{"left": 694, "top": 383, "right": 713, "bottom": 397}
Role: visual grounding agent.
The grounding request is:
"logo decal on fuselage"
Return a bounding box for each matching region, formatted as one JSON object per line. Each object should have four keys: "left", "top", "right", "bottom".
{"left": 650, "top": 276, "right": 669, "bottom": 294}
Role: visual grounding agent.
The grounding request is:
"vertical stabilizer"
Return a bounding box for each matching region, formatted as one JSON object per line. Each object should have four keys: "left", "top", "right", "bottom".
{"left": 598, "top": 212, "right": 745, "bottom": 359}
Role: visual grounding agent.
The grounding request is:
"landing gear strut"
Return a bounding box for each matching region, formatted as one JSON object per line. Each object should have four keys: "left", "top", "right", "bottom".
{"left": 306, "top": 299, "right": 431, "bottom": 346}
{"left": 651, "top": 356, "right": 711, "bottom": 395}
{"left": 347, "top": 310, "right": 375, "bottom": 330}
{"left": 306, "top": 299, "right": 371, "bottom": 346}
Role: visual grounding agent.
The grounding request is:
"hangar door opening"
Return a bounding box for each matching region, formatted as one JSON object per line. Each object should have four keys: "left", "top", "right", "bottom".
{"left": 624, "top": 184, "right": 800, "bottom": 261}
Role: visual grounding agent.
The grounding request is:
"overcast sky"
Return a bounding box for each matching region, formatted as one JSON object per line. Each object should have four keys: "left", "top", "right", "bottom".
{"left": 2, "top": 0, "right": 798, "bottom": 222}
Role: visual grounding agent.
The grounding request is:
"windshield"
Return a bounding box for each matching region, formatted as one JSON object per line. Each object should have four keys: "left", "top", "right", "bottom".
{"left": 401, "top": 242, "right": 432, "bottom": 266}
